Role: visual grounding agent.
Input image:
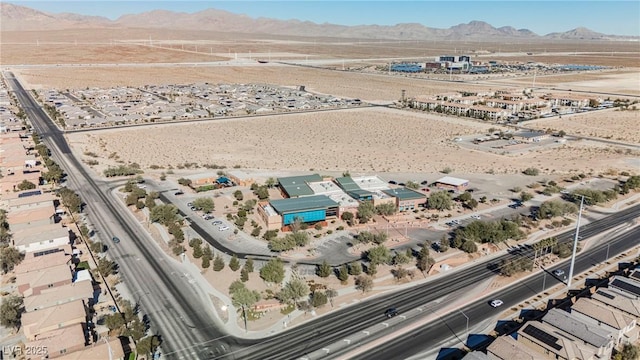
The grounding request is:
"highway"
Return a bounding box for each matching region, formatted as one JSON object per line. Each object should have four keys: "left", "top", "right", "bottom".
{"left": 4, "top": 72, "right": 239, "bottom": 359}
{"left": 350, "top": 225, "right": 640, "bottom": 360}
{"left": 6, "top": 70, "right": 640, "bottom": 360}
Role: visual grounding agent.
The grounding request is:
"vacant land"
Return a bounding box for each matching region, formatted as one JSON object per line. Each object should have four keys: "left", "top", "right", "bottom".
{"left": 67, "top": 107, "right": 638, "bottom": 176}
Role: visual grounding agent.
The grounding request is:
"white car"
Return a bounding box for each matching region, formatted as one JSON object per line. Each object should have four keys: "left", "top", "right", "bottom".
{"left": 490, "top": 299, "right": 504, "bottom": 308}
{"left": 219, "top": 226, "right": 229, "bottom": 231}
{"left": 470, "top": 214, "right": 481, "bottom": 220}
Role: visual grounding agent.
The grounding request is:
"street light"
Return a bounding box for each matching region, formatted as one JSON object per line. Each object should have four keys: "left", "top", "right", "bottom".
{"left": 459, "top": 310, "right": 469, "bottom": 341}
{"left": 567, "top": 195, "right": 585, "bottom": 288}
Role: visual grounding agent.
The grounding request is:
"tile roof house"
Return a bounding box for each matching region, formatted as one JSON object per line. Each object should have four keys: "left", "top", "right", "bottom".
{"left": 14, "top": 250, "right": 71, "bottom": 274}
{"left": 6, "top": 204, "right": 56, "bottom": 231}
{"left": 16, "top": 263, "right": 73, "bottom": 297}
{"left": 12, "top": 224, "right": 70, "bottom": 253}
{"left": 571, "top": 297, "right": 638, "bottom": 345}
{"left": 24, "top": 323, "right": 86, "bottom": 359}
{"left": 542, "top": 308, "right": 615, "bottom": 359}
{"left": 517, "top": 321, "right": 598, "bottom": 360}
{"left": 22, "top": 300, "right": 87, "bottom": 341}
{"left": 487, "top": 335, "right": 546, "bottom": 360}
{"left": 24, "top": 279, "right": 95, "bottom": 312}
{"left": 56, "top": 338, "right": 125, "bottom": 360}
{"left": 591, "top": 288, "right": 640, "bottom": 319}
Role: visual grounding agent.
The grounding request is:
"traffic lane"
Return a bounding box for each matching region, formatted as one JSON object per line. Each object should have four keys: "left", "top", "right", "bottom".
{"left": 358, "top": 226, "right": 640, "bottom": 360}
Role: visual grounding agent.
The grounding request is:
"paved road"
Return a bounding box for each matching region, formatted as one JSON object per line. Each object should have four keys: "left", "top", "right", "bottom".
{"left": 350, "top": 225, "right": 640, "bottom": 360}
{"left": 4, "top": 72, "right": 239, "bottom": 360}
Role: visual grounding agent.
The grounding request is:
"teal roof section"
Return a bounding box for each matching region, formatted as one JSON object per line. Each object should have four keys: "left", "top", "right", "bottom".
{"left": 347, "top": 189, "right": 374, "bottom": 199}
{"left": 270, "top": 195, "right": 339, "bottom": 214}
{"left": 334, "top": 176, "right": 360, "bottom": 192}
{"left": 382, "top": 187, "right": 426, "bottom": 200}
{"left": 277, "top": 174, "right": 322, "bottom": 197}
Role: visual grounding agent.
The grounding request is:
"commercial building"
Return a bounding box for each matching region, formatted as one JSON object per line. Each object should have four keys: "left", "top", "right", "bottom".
{"left": 434, "top": 176, "right": 470, "bottom": 192}
{"left": 382, "top": 188, "right": 427, "bottom": 211}
{"left": 277, "top": 174, "right": 323, "bottom": 198}
{"left": 265, "top": 195, "right": 339, "bottom": 229}
{"left": 515, "top": 131, "right": 549, "bottom": 143}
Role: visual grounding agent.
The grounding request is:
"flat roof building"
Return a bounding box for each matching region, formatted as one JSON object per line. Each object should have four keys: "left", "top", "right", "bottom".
{"left": 269, "top": 195, "right": 339, "bottom": 227}
{"left": 334, "top": 177, "right": 375, "bottom": 201}
{"left": 434, "top": 176, "right": 470, "bottom": 191}
{"left": 307, "top": 180, "right": 359, "bottom": 209}
{"left": 382, "top": 187, "right": 427, "bottom": 211}
{"left": 277, "top": 174, "right": 323, "bottom": 198}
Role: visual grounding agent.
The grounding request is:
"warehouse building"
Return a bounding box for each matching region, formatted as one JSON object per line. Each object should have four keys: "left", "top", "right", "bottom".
{"left": 259, "top": 195, "right": 339, "bottom": 230}
{"left": 382, "top": 188, "right": 427, "bottom": 211}
{"left": 277, "top": 174, "right": 323, "bottom": 198}
{"left": 434, "top": 176, "right": 470, "bottom": 192}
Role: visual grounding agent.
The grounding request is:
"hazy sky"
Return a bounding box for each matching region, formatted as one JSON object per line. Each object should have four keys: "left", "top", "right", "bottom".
{"left": 11, "top": 1, "right": 640, "bottom": 36}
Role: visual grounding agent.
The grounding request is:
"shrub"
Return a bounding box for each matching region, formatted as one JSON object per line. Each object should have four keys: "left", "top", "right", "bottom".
{"left": 523, "top": 167, "right": 540, "bottom": 176}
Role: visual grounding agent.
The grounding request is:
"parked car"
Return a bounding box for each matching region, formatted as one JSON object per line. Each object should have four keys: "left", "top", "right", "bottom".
{"left": 174, "top": 191, "right": 184, "bottom": 196}
{"left": 385, "top": 308, "right": 399, "bottom": 318}
{"left": 187, "top": 202, "right": 193, "bottom": 207}
{"left": 212, "top": 220, "right": 223, "bottom": 226}
{"left": 219, "top": 226, "right": 230, "bottom": 231}
{"left": 190, "top": 206, "right": 197, "bottom": 211}
{"left": 490, "top": 299, "right": 504, "bottom": 308}
{"left": 112, "top": 236, "right": 121, "bottom": 244}
{"left": 470, "top": 214, "right": 481, "bottom": 220}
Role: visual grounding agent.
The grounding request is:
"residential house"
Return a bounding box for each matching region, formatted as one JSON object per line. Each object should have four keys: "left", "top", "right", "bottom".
{"left": 591, "top": 288, "right": 640, "bottom": 319}
{"left": 22, "top": 300, "right": 87, "bottom": 341}
{"left": 16, "top": 263, "right": 73, "bottom": 297}
{"left": 571, "top": 297, "right": 638, "bottom": 345}
{"left": 487, "top": 335, "right": 546, "bottom": 360}
{"left": 12, "top": 224, "right": 70, "bottom": 253}
{"left": 517, "top": 321, "right": 598, "bottom": 360}
{"left": 542, "top": 308, "right": 615, "bottom": 359}
{"left": 4, "top": 192, "right": 57, "bottom": 211}
{"left": 7, "top": 204, "right": 56, "bottom": 231}
{"left": 24, "top": 323, "right": 86, "bottom": 359}
{"left": 609, "top": 276, "right": 640, "bottom": 299}
{"left": 57, "top": 338, "right": 125, "bottom": 360}
{"left": 14, "top": 249, "right": 71, "bottom": 274}
{"left": 24, "top": 279, "right": 95, "bottom": 312}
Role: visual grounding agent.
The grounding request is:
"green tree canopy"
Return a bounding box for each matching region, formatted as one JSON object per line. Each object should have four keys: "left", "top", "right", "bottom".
{"left": 427, "top": 191, "right": 453, "bottom": 211}
{"left": 0, "top": 295, "right": 24, "bottom": 330}
{"left": 279, "top": 278, "right": 309, "bottom": 306}
{"left": 192, "top": 197, "right": 215, "bottom": 213}
{"left": 367, "top": 245, "right": 391, "bottom": 266}
{"left": 357, "top": 201, "right": 375, "bottom": 224}
{"left": 260, "top": 258, "right": 285, "bottom": 284}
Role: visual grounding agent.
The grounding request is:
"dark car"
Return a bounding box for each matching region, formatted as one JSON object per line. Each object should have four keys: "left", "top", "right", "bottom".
{"left": 385, "top": 308, "right": 399, "bottom": 318}
{"left": 174, "top": 191, "right": 184, "bottom": 196}
{"left": 420, "top": 180, "right": 429, "bottom": 185}
{"left": 388, "top": 180, "right": 397, "bottom": 185}
{"left": 112, "top": 236, "right": 120, "bottom": 244}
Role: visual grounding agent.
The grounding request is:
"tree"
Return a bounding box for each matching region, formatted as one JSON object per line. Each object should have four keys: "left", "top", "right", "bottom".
{"left": 310, "top": 291, "right": 328, "bottom": 308}
{"left": 348, "top": 262, "right": 362, "bottom": 276}
{"left": 260, "top": 258, "right": 285, "bottom": 284}
{"left": 229, "top": 255, "right": 241, "bottom": 271}
{"left": 0, "top": 295, "right": 23, "bottom": 330}
{"left": 375, "top": 202, "right": 397, "bottom": 216}
{"left": 213, "top": 255, "right": 225, "bottom": 271}
{"left": 229, "top": 280, "right": 261, "bottom": 332}
{"left": 326, "top": 288, "right": 338, "bottom": 307}
{"left": 392, "top": 252, "right": 411, "bottom": 265}
{"left": 417, "top": 255, "right": 435, "bottom": 273}
{"left": 177, "top": 178, "right": 192, "bottom": 186}
{"left": 233, "top": 190, "right": 244, "bottom": 201}
{"left": 367, "top": 245, "right": 391, "bottom": 266}
{"left": 58, "top": 188, "right": 83, "bottom": 214}
{"left": 337, "top": 264, "right": 349, "bottom": 282}
{"left": 280, "top": 278, "right": 309, "bottom": 306}
{"left": 240, "top": 267, "right": 249, "bottom": 282}
{"left": 520, "top": 191, "right": 534, "bottom": 202}
{"left": 0, "top": 246, "right": 24, "bottom": 273}
{"left": 254, "top": 186, "right": 269, "bottom": 200}
{"left": 341, "top": 211, "right": 355, "bottom": 226}
{"left": 357, "top": 201, "right": 375, "bottom": 224}
{"left": 103, "top": 312, "right": 126, "bottom": 332}
{"left": 150, "top": 204, "right": 179, "bottom": 226}
{"left": 136, "top": 335, "right": 161, "bottom": 358}
{"left": 537, "top": 200, "right": 578, "bottom": 219}
{"left": 613, "top": 344, "right": 640, "bottom": 360}
{"left": 145, "top": 192, "right": 158, "bottom": 209}
{"left": 317, "top": 260, "right": 332, "bottom": 278}
{"left": 427, "top": 191, "right": 453, "bottom": 211}
{"left": 355, "top": 275, "right": 373, "bottom": 293}
{"left": 461, "top": 240, "right": 478, "bottom": 253}
{"left": 16, "top": 180, "right": 36, "bottom": 191}
{"left": 192, "top": 197, "right": 215, "bottom": 213}
{"left": 367, "top": 262, "right": 377, "bottom": 276}
{"left": 97, "top": 257, "right": 116, "bottom": 276}
{"left": 244, "top": 257, "right": 254, "bottom": 273}
{"left": 523, "top": 167, "right": 540, "bottom": 176}
{"left": 123, "top": 318, "right": 146, "bottom": 342}
{"left": 405, "top": 181, "right": 420, "bottom": 190}
{"left": 265, "top": 177, "right": 276, "bottom": 189}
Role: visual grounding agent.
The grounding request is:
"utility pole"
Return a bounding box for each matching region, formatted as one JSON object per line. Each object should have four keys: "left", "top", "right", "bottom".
{"left": 567, "top": 195, "right": 585, "bottom": 288}
{"left": 459, "top": 310, "right": 469, "bottom": 340}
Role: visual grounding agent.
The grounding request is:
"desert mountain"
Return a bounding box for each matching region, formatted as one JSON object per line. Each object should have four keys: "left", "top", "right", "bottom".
{"left": 1, "top": 2, "right": 633, "bottom": 41}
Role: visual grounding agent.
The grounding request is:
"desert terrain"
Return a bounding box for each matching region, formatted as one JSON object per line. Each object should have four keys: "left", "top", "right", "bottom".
{"left": 2, "top": 28, "right": 638, "bottom": 177}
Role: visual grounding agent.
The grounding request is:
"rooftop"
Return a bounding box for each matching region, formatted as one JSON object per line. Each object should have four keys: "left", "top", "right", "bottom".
{"left": 610, "top": 276, "right": 640, "bottom": 297}
{"left": 57, "top": 338, "right": 125, "bottom": 360}
{"left": 270, "top": 195, "right": 339, "bottom": 214}
{"left": 6, "top": 204, "right": 55, "bottom": 225}
{"left": 542, "top": 308, "right": 614, "bottom": 348}
{"left": 382, "top": 187, "right": 426, "bottom": 201}
{"left": 591, "top": 288, "right": 640, "bottom": 318}
{"left": 435, "top": 176, "right": 470, "bottom": 187}
{"left": 22, "top": 300, "right": 86, "bottom": 338}
{"left": 277, "top": 174, "right": 322, "bottom": 197}
{"left": 351, "top": 175, "right": 389, "bottom": 191}
{"left": 571, "top": 297, "right": 635, "bottom": 330}
{"left": 23, "top": 279, "right": 94, "bottom": 312}
{"left": 487, "top": 335, "right": 546, "bottom": 360}
{"left": 25, "top": 323, "right": 86, "bottom": 357}
{"left": 13, "top": 226, "right": 70, "bottom": 248}
{"left": 16, "top": 263, "right": 72, "bottom": 296}
{"left": 518, "top": 322, "right": 597, "bottom": 360}
{"left": 15, "top": 250, "right": 70, "bottom": 274}
{"left": 515, "top": 131, "right": 547, "bottom": 139}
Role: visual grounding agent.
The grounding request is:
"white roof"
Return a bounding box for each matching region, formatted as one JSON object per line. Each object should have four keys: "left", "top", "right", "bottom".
{"left": 436, "top": 176, "right": 469, "bottom": 186}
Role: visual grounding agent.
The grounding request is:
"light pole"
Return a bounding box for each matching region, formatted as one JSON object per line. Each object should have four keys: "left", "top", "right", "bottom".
{"left": 542, "top": 270, "right": 546, "bottom": 293}
{"left": 605, "top": 242, "right": 611, "bottom": 264}
{"left": 459, "top": 310, "right": 469, "bottom": 341}
{"left": 567, "top": 195, "right": 585, "bottom": 288}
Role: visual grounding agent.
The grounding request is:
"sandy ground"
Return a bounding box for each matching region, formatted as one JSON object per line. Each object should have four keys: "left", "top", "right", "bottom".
{"left": 68, "top": 106, "right": 639, "bottom": 176}
{"left": 524, "top": 108, "right": 640, "bottom": 144}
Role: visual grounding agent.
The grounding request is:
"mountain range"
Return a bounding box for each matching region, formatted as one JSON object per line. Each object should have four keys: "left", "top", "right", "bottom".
{"left": 1, "top": 2, "right": 635, "bottom": 41}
